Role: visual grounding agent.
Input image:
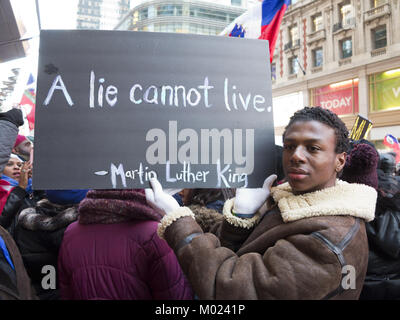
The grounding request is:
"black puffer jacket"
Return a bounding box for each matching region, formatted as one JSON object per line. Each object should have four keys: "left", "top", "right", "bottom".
{"left": 0, "top": 187, "right": 30, "bottom": 230}
{"left": 0, "top": 188, "right": 45, "bottom": 236}
{"left": 360, "top": 172, "right": 400, "bottom": 300}
{"left": 13, "top": 199, "right": 79, "bottom": 300}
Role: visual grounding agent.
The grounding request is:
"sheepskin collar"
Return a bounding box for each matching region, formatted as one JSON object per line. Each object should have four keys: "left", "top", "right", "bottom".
{"left": 271, "top": 180, "right": 377, "bottom": 223}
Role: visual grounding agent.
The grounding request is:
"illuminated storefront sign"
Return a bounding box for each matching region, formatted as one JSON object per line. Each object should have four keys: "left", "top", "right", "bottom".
{"left": 311, "top": 79, "right": 359, "bottom": 115}
{"left": 369, "top": 68, "right": 400, "bottom": 111}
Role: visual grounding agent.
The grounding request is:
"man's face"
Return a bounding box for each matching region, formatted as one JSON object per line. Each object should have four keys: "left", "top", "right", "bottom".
{"left": 282, "top": 120, "right": 346, "bottom": 195}
{"left": 15, "top": 140, "right": 32, "bottom": 158}
{"left": 3, "top": 158, "right": 22, "bottom": 181}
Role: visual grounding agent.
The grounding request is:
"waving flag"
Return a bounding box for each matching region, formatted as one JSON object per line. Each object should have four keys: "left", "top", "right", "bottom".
{"left": 220, "top": 0, "right": 291, "bottom": 62}
{"left": 0, "top": 179, "right": 15, "bottom": 214}
{"left": 20, "top": 73, "right": 36, "bottom": 131}
{"left": 383, "top": 134, "right": 400, "bottom": 162}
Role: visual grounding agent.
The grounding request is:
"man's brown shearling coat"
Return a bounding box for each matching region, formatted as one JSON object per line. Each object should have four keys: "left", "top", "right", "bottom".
{"left": 162, "top": 181, "right": 377, "bottom": 300}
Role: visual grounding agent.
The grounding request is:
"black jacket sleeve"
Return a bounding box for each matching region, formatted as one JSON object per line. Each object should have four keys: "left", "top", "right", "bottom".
{"left": 0, "top": 186, "right": 27, "bottom": 229}
{"left": 366, "top": 194, "right": 400, "bottom": 259}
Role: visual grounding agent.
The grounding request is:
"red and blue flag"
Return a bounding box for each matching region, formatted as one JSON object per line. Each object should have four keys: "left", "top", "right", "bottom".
{"left": 383, "top": 134, "right": 400, "bottom": 162}
{"left": 220, "top": 0, "right": 291, "bottom": 62}
{"left": 20, "top": 73, "right": 36, "bottom": 132}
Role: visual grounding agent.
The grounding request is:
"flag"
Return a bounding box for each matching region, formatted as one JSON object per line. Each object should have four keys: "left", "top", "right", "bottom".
{"left": 20, "top": 73, "right": 36, "bottom": 131}
{"left": 0, "top": 179, "right": 16, "bottom": 214}
{"left": 219, "top": 0, "right": 291, "bottom": 62}
{"left": 383, "top": 134, "right": 400, "bottom": 163}
{"left": 0, "top": 175, "right": 33, "bottom": 214}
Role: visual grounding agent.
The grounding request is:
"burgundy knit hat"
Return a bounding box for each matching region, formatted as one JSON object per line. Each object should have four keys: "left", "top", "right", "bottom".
{"left": 78, "top": 189, "right": 163, "bottom": 225}
{"left": 341, "top": 142, "right": 379, "bottom": 190}
{"left": 14, "top": 134, "right": 27, "bottom": 148}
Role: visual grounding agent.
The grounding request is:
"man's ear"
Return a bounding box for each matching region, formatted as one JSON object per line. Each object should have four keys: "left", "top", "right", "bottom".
{"left": 336, "top": 152, "right": 346, "bottom": 173}
{"left": 12, "top": 147, "right": 17, "bottom": 154}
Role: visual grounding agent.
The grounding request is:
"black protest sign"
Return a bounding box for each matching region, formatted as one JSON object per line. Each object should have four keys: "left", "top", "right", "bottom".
{"left": 33, "top": 30, "right": 275, "bottom": 189}
{"left": 349, "top": 115, "right": 373, "bottom": 141}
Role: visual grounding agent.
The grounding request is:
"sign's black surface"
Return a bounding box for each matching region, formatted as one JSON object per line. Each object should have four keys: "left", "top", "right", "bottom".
{"left": 33, "top": 30, "right": 275, "bottom": 189}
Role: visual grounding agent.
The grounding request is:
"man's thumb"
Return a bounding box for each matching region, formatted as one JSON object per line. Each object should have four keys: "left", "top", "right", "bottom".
{"left": 149, "top": 177, "right": 163, "bottom": 194}
{"left": 262, "top": 174, "right": 277, "bottom": 190}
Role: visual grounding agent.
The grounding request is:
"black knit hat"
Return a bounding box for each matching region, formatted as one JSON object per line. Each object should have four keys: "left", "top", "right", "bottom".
{"left": 379, "top": 152, "right": 396, "bottom": 174}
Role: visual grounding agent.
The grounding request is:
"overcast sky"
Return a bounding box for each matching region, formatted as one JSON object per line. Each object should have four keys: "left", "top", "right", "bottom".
{"left": 38, "top": 0, "right": 78, "bottom": 29}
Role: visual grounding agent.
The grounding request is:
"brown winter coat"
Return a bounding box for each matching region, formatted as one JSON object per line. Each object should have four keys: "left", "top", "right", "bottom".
{"left": 159, "top": 180, "right": 377, "bottom": 300}
{"left": 0, "top": 226, "right": 37, "bottom": 300}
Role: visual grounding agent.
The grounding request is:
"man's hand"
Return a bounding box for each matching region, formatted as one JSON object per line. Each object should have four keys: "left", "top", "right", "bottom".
{"left": 145, "top": 178, "right": 180, "bottom": 217}
{"left": 18, "top": 161, "right": 32, "bottom": 190}
{"left": 233, "top": 174, "right": 277, "bottom": 218}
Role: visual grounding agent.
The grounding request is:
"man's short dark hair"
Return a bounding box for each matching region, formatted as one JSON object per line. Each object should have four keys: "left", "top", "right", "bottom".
{"left": 283, "top": 106, "right": 349, "bottom": 154}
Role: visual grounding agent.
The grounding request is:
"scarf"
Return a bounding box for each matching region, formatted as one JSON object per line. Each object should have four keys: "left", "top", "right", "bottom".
{"left": 78, "top": 189, "right": 163, "bottom": 225}
{"left": 0, "top": 175, "right": 32, "bottom": 194}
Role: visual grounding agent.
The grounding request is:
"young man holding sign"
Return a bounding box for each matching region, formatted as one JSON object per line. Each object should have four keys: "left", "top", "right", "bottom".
{"left": 146, "top": 106, "right": 377, "bottom": 300}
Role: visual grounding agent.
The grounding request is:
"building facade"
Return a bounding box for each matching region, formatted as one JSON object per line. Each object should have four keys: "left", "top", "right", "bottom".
{"left": 77, "top": 0, "right": 131, "bottom": 30}
{"left": 114, "top": 0, "right": 253, "bottom": 35}
{"left": 272, "top": 0, "right": 400, "bottom": 150}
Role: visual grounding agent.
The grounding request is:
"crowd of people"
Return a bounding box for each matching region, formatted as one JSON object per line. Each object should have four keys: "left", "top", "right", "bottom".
{"left": 0, "top": 106, "right": 399, "bottom": 300}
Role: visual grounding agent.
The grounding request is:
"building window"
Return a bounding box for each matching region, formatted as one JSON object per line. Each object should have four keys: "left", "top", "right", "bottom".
{"left": 372, "top": 25, "right": 387, "bottom": 49}
{"left": 340, "top": 37, "right": 352, "bottom": 59}
{"left": 370, "top": 0, "right": 386, "bottom": 8}
{"left": 231, "top": 0, "right": 242, "bottom": 6}
{"left": 369, "top": 68, "right": 400, "bottom": 111}
{"left": 271, "top": 63, "right": 276, "bottom": 81}
{"left": 148, "top": 6, "right": 156, "bottom": 19}
{"left": 312, "top": 14, "right": 323, "bottom": 32}
{"left": 187, "top": 23, "right": 220, "bottom": 35}
{"left": 339, "top": 1, "right": 354, "bottom": 26}
{"left": 154, "top": 22, "right": 184, "bottom": 33}
{"left": 157, "top": 5, "right": 175, "bottom": 16}
{"left": 289, "top": 56, "right": 299, "bottom": 75}
{"left": 133, "top": 10, "right": 139, "bottom": 24}
{"left": 313, "top": 48, "right": 323, "bottom": 67}
{"left": 155, "top": 4, "right": 182, "bottom": 17}
{"left": 289, "top": 25, "right": 299, "bottom": 44}
{"left": 139, "top": 8, "right": 148, "bottom": 20}
{"left": 190, "top": 6, "right": 228, "bottom": 22}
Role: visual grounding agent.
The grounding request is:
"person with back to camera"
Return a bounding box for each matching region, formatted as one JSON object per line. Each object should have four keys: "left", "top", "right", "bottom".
{"left": 58, "top": 188, "right": 193, "bottom": 300}
{"left": 13, "top": 189, "right": 88, "bottom": 300}
{"left": 145, "top": 106, "right": 378, "bottom": 300}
